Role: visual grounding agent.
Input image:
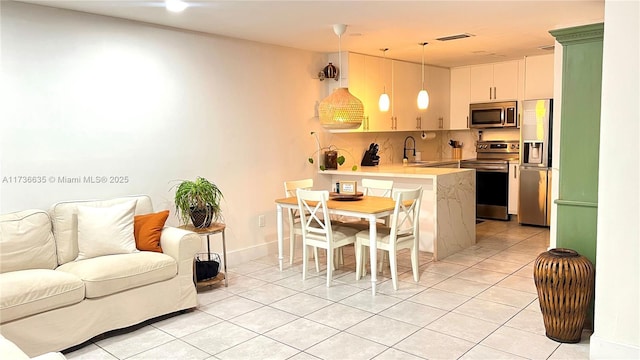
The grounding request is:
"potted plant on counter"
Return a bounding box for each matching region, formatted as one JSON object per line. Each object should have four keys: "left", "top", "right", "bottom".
{"left": 173, "top": 177, "right": 224, "bottom": 228}
{"left": 308, "top": 131, "right": 358, "bottom": 171}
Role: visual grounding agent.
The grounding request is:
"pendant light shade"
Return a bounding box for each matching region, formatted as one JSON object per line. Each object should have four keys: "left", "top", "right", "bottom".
{"left": 417, "top": 89, "right": 429, "bottom": 109}
{"left": 319, "top": 24, "right": 364, "bottom": 130}
{"left": 319, "top": 88, "right": 365, "bottom": 129}
{"left": 378, "top": 48, "right": 390, "bottom": 112}
{"left": 417, "top": 42, "right": 430, "bottom": 110}
{"left": 378, "top": 92, "right": 390, "bottom": 112}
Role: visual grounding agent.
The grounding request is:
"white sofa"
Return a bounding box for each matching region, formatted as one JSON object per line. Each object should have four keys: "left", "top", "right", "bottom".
{"left": 0, "top": 195, "right": 201, "bottom": 357}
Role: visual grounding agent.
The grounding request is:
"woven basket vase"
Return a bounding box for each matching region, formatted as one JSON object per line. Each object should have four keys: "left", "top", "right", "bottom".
{"left": 533, "top": 248, "right": 595, "bottom": 343}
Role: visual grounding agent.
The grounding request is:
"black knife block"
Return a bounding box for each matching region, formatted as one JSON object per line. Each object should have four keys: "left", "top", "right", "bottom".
{"left": 361, "top": 150, "right": 380, "bottom": 166}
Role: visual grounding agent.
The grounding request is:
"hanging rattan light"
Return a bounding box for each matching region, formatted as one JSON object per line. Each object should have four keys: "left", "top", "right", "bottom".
{"left": 318, "top": 24, "right": 364, "bottom": 130}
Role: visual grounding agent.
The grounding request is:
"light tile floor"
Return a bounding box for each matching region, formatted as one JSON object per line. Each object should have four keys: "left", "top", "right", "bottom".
{"left": 64, "top": 219, "right": 591, "bottom": 360}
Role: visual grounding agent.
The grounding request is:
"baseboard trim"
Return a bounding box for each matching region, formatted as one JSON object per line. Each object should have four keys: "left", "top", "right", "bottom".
{"left": 590, "top": 334, "right": 640, "bottom": 359}
{"left": 225, "top": 239, "right": 279, "bottom": 266}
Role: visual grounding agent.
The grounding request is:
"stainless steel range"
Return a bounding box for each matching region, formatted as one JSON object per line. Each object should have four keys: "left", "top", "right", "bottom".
{"left": 460, "top": 140, "right": 519, "bottom": 221}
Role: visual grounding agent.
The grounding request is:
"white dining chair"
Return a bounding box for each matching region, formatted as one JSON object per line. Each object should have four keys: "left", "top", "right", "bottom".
{"left": 296, "top": 189, "right": 358, "bottom": 287}
{"left": 354, "top": 187, "right": 423, "bottom": 290}
{"left": 339, "top": 178, "right": 394, "bottom": 271}
{"left": 284, "top": 179, "right": 317, "bottom": 265}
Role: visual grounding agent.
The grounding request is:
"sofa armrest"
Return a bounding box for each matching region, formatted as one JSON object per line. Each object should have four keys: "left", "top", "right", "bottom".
{"left": 159, "top": 227, "right": 201, "bottom": 275}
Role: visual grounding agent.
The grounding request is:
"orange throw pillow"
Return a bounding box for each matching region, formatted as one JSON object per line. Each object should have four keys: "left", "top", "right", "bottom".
{"left": 134, "top": 210, "right": 169, "bottom": 253}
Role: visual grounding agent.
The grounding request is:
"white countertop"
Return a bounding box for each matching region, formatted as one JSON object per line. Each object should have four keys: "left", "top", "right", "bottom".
{"left": 319, "top": 164, "right": 473, "bottom": 179}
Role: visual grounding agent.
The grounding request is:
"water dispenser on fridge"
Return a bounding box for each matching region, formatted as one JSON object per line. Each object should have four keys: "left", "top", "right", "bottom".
{"left": 519, "top": 99, "right": 553, "bottom": 226}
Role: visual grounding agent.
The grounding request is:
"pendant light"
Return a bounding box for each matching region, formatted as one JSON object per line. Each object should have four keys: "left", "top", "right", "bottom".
{"left": 417, "top": 42, "right": 430, "bottom": 110}
{"left": 318, "top": 24, "right": 364, "bottom": 129}
{"left": 378, "top": 48, "right": 390, "bottom": 112}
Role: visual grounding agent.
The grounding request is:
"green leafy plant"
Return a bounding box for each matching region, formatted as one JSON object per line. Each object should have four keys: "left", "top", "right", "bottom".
{"left": 173, "top": 177, "right": 224, "bottom": 227}
{"left": 308, "top": 131, "right": 358, "bottom": 171}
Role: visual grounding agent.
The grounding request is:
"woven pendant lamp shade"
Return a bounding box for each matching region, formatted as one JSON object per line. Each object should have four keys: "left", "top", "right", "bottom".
{"left": 319, "top": 87, "right": 364, "bottom": 129}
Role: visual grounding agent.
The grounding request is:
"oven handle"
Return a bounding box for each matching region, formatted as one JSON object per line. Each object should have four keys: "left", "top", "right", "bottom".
{"left": 466, "top": 166, "right": 509, "bottom": 173}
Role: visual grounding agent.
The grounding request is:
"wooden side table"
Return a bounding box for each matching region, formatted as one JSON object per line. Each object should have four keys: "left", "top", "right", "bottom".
{"left": 179, "top": 223, "right": 228, "bottom": 288}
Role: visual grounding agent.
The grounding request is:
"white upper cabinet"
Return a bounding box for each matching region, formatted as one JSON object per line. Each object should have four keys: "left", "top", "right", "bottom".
{"left": 392, "top": 59, "right": 423, "bottom": 131}
{"left": 469, "top": 60, "right": 519, "bottom": 102}
{"left": 448, "top": 66, "right": 470, "bottom": 130}
{"left": 423, "top": 65, "right": 451, "bottom": 130}
{"left": 364, "top": 54, "right": 394, "bottom": 131}
{"left": 324, "top": 52, "right": 451, "bottom": 132}
{"left": 524, "top": 54, "right": 554, "bottom": 100}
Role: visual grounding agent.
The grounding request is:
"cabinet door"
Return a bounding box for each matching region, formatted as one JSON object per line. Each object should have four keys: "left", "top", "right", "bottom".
{"left": 422, "top": 65, "right": 450, "bottom": 130}
{"left": 346, "top": 53, "right": 366, "bottom": 132}
{"left": 364, "top": 55, "right": 392, "bottom": 132}
{"left": 508, "top": 163, "right": 520, "bottom": 215}
{"left": 393, "top": 60, "right": 422, "bottom": 131}
{"left": 525, "top": 54, "right": 554, "bottom": 100}
{"left": 492, "top": 61, "right": 519, "bottom": 101}
{"left": 448, "top": 67, "right": 470, "bottom": 130}
{"left": 469, "top": 64, "right": 494, "bottom": 102}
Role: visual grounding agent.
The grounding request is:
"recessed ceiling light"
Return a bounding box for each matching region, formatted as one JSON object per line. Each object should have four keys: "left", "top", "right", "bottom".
{"left": 166, "top": 0, "right": 188, "bottom": 12}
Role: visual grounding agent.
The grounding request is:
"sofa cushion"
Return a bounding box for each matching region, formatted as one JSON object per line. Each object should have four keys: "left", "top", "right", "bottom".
{"left": 49, "top": 195, "right": 153, "bottom": 265}
{"left": 0, "top": 210, "right": 57, "bottom": 273}
{"left": 56, "top": 252, "right": 177, "bottom": 298}
{"left": 134, "top": 210, "right": 169, "bottom": 253}
{"left": 0, "top": 269, "right": 84, "bottom": 323}
{"left": 76, "top": 200, "right": 137, "bottom": 261}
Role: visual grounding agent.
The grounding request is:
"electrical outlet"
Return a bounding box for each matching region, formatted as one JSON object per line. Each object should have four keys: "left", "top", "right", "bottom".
{"left": 258, "top": 215, "right": 266, "bottom": 227}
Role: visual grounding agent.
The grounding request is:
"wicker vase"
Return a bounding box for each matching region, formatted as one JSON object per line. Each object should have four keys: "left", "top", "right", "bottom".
{"left": 533, "top": 248, "right": 595, "bottom": 343}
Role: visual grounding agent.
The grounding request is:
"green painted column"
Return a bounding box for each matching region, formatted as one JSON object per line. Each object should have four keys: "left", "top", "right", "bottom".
{"left": 550, "top": 23, "right": 604, "bottom": 265}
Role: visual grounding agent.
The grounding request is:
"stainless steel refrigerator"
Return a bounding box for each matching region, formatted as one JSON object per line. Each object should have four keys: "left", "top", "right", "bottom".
{"left": 519, "top": 99, "right": 553, "bottom": 226}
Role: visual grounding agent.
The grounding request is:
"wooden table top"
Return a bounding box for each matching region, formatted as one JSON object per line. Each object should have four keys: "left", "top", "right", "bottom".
{"left": 179, "top": 223, "right": 226, "bottom": 234}
{"left": 275, "top": 195, "right": 397, "bottom": 215}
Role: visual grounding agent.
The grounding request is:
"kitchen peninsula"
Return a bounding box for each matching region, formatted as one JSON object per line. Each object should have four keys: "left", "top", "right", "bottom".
{"left": 321, "top": 165, "right": 475, "bottom": 261}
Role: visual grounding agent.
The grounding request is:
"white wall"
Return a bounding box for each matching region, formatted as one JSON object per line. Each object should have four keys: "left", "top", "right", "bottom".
{"left": 0, "top": 2, "right": 326, "bottom": 263}
{"left": 590, "top": 0, "right": 640, "bottom": 358}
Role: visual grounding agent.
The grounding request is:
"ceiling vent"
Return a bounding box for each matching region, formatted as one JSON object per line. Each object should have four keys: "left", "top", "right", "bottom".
{"left": 436, "top": 33, "right": 474, "bottom": 41}
{"left": 538, "top": 44, "right": 555, "bottom": 51}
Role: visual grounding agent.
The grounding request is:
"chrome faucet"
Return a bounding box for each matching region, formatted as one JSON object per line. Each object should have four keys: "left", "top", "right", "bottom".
{"left": 403, "top": 136, "right": 416, "bottom": 160}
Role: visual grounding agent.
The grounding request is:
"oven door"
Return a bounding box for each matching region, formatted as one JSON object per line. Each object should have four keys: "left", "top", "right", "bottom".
{"left": 462, "top": 161, "right": 510, "bottom": 220}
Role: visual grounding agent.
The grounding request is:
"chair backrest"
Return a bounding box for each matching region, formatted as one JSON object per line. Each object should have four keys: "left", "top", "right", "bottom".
{"left": 284, "top": 178, "right": 313, "bottom": 221}
{"left": 296, "top": 189, "right": 332, "bottom": 241}
{"left": 389, "top": 187, "right": 423, "bottom": 242}
{"left": 284, "top": 178, "right": 313, "bottom": 197}
{"left": 361, "top": 178, "right": 393, "bottom": 197}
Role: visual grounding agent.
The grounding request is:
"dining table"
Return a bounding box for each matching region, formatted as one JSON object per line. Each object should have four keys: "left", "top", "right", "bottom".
{"left": 275, "top": 194, "right": 398, "bottom": 295}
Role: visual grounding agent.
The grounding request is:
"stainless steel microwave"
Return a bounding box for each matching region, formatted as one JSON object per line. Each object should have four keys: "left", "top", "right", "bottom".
{"left": 469, "top": 101, "right": 518, "bottom": 128}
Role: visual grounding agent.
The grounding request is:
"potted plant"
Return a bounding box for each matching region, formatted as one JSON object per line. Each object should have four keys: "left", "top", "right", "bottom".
{"left": 308, "top": 131, "right": 358, "bottom": 171}
{"left": 173, "top": 177, "right": 224, "bottom": 228}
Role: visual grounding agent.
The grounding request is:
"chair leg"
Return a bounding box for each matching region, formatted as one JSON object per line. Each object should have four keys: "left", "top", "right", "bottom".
{"left": 289, "top": 230, "right": 295, "bottom": 265}
{"left": 314, "top": 248, "right": 321, "bottom": 273}
{"left": 378, "top": 251, "right": 388, "bottom": 274}
{"left": 355, "top": 241, "right": 362, "bottom": 280}
{"left": 326, "top": 247, "right": 333, "bottom": 287}
{"left": 361, "top": 245, "right": 369, "bottom": 277}
{"left": 411, "top": 244, "right": 420, "bottom": 282}
{"left": 302, "top": 242, "right": 307, "bottom": 281}
{"left": 388, "top": 249, "right": 398, "bottom": 291}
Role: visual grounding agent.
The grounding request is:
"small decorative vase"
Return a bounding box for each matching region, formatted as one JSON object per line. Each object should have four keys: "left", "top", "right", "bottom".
{"left": 324, "top": 150, "right": 338, "bottom": 170}
{"left": 533, "top": 248, "right": 595, "bottom": 343}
